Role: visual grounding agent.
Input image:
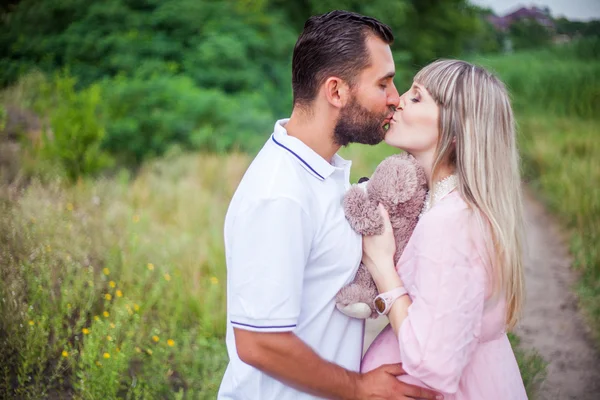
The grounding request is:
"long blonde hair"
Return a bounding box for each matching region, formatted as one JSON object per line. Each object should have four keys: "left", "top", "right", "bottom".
{"left": 415, "top": 59, "right": 524, "bottom": 329}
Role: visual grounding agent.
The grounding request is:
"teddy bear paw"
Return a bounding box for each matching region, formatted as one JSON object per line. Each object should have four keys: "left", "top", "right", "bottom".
{"left": 336, "top": 302, "right": 372, "bottom": 319}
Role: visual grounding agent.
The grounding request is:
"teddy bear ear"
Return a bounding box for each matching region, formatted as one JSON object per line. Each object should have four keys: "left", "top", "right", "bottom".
{"left": 358, "top": 177, "right": 370, "bottom": 184}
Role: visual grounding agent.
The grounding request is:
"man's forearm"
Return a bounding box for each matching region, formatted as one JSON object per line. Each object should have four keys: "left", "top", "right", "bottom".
{"left": 235, "top": 329, "right": 361, "bottom": 400}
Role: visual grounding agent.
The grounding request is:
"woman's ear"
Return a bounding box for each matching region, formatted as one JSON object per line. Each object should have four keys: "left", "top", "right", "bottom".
{"left": 323, "top": 77, "right": 350, "bottom": 109}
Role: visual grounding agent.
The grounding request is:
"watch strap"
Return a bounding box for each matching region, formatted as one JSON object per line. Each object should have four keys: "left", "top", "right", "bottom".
{"left": 374, "top": 286, "right": 408, "bottom": 315}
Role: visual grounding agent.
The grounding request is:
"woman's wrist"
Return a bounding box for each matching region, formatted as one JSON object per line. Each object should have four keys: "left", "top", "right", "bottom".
{"left": 377, "top": 272, "right": 403, "bottom": 293}
{"left": 366, "top": 258, "right": 403, "bottom": 292}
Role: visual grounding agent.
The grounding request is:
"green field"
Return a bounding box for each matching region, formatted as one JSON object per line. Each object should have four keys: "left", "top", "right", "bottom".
{"left": 473, "top": 46, "right": 600, "bottom": 345}
{"left": 1, "top": 40, "right": 598, "bottom": 399}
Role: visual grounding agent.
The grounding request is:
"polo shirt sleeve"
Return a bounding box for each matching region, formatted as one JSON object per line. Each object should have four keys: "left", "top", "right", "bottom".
{"left": 228, "top": 196, "right": 312, "bottom": 332}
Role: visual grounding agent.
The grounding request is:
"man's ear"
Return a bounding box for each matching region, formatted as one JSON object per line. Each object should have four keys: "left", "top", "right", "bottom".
{"left": 323, "top": 77, "right": 350, "bottom": 109}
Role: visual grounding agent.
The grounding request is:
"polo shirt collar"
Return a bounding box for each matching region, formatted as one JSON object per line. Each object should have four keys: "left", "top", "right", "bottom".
{"left": 271, "top": 119, "right": 351, "bottom": 181}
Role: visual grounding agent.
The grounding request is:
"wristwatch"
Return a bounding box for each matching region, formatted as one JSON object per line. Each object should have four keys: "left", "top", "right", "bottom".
{"left": 373, "top": 286, "right": 408, "bottom": 316}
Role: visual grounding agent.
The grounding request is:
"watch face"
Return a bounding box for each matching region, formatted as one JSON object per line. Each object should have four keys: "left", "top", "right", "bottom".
{"left": 375, "top": 297, "right": 386, "bottom": 313}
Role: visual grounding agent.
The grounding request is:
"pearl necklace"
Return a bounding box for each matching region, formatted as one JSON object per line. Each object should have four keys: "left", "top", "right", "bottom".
{"left": 420, "top": 174, "right": 458, "bottom": 218}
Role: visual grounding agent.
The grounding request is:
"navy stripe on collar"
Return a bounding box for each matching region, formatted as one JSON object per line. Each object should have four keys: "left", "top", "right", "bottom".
{"left": 271, "top": 135, "right": 325, "bottom": 180}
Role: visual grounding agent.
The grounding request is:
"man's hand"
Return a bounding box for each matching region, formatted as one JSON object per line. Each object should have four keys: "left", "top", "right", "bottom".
{"left": 355, "top": 364, "right": 442, "bottom": 400}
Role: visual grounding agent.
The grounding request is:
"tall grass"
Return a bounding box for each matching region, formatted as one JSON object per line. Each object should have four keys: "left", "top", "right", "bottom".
{"left": 3, "top": 40, "right": 598, "bottom": 397}
{"left": 473, "top": 42, "right": 600, "bottom": 344}
{"left": 473, "top": 40, "right": 600, "bottom": 120}
{"left": 518, "top": 116, "right": 600, "bottom": 342}
{"left": 0, "top": 151, "right": 249, "bottom": 398}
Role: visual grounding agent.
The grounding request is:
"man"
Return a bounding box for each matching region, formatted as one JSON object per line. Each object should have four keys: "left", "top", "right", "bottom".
{"left": 218, "top": 10, "right": 441, "bottom": 400}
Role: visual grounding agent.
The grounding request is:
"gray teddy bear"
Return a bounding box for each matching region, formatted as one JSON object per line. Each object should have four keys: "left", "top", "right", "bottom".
{"left": 335, "top": 153, "right": 428, "bottom": 319}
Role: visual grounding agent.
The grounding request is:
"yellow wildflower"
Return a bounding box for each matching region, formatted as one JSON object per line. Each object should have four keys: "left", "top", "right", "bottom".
{"left": 167, "top": 339, "right": 175, "bottom": 347}
{"left": 109, "top": 281, "right": 116, "bottom": 288}
{"left": 146, "top": 349, "right": 153, "bottom": 355}
{"left": 164, "top": 273, "right": 171, "bottom": 282}
{"left": 103, "top": 311, "right": 109, "bottom": 318}
{"left": 210, "top": 276, "right": 219, "bottom": 285}
{"left": 107, "top": 335, "right": 112, "bottom": 341}
{"left": 82, "top": 328, "right": 90, "bottom": 335}
{"left": 28, "top": 320, "right": 35, "bottom": 326}
{"left": 66, "top": 203, "right": 74, "bottom": 211}
{"left": 116, "top": 290, "right": 123, "bottom": 298}
{"left": 94, "top": 315, "right": 100, "bottom": 321}
{"left": 147, "top": 263, "right": 154, "bottom": 271}
{"left": 110, "top": 323, "right": 116, "bottom": 329}
{"left": 135, "top": 347, "right": 141, "bottom": 353}
{"left": 133, "top": 304, "right": 140, "bottom": 312}
{"left": 105, "top": 293, "right": 112, "bottom": 301}
{"left": 103, "top": 352, "right": 110, "bottom": 359}
{"left": 61, "top": 350, "right": 68, "bottom": 358}
{"left": 103, "top": 268, "right": 110, "bottom": 276}
{"left": 67, "top": 303, "right": 71, "bottom": 309}
{"left": 152, "top": 335, "right": 160, "bottom": 343}
{"left": 95, "top": 361, "right": 102, "bottom": 367}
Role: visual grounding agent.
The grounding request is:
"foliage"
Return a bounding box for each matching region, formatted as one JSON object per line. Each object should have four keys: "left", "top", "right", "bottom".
{"left": 0, "top": 153, "right": 244, "bottom": 398}
{"left": 509, "top": 18, "right": 553, "bottom": 50}
{"left": 0, "top": 0, "right": 495, "bottom": 163}
{"left": 555, "top": 17, "right": 600, "bottom": 38}
{"left": 101, "top": 74, "right": 273, "bottom": 164}
{"left": 508, "top": 333, "right": 547, "bottom": 397}
{"left": 0, "top": 0, "right": 296, "bottom": 94}
{"left": 37, "top": 73, "right": 114, "bottom": 182}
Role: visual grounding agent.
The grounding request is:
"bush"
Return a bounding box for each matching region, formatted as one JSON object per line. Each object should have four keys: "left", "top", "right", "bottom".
{"left": 101, "top": 75, "right": 273, "bottom": 164}
{"left": 36, "top": 73, "right": 114, "bottom": 182}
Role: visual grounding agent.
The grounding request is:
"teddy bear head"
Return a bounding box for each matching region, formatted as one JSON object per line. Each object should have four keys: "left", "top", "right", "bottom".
{"left": 343, "top": 153, "right": 427, "bottom": 264}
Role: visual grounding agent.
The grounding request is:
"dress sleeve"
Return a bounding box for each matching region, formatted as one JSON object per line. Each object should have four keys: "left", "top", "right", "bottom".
{"left": 398, "top": 210, "right": 487, "bottom": 394}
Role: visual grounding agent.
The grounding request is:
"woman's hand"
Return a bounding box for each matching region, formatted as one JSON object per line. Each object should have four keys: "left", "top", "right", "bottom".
{"left": 362, "top": 204, "right": 397, "bottom": 283}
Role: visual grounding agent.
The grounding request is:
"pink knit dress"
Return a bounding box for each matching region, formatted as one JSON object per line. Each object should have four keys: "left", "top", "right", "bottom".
{"left": 361, "top": 191, "right": 527, "bottom": 399}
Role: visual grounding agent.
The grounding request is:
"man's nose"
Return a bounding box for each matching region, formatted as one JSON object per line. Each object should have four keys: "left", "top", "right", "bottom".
{"left": 388, "top": 86, "right": 401, "bottom": 109}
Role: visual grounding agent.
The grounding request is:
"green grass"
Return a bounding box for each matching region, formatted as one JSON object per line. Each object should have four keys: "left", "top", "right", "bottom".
{"left": 0, "top": 144, "right": 550, "bottom": 398}
{"left": 8, "top": 43, "right": 600, "bottom": 397}
{"left": 473, "top": 45, "right": 600, "bottom": 346}
{"left": 472, "top": 44, "right": 600, "bottom": 120}
{"left": 0, "top": 152, "right": 250, "bottom": 399}
{"left": 517, "top": 114, "right": 600, "bottom": 344}
{"left": 508, "top": 333, "right": 547, "bottom": 397}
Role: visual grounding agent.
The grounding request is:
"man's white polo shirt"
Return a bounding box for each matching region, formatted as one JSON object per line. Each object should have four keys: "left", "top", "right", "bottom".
{"left": 218, "top": 119, "right": 364, "bottom": 400}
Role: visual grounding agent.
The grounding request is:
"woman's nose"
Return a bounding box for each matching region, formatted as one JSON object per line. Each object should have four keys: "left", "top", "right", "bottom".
{"left": 397, "top": 96, "right": 405, "bottom": 111}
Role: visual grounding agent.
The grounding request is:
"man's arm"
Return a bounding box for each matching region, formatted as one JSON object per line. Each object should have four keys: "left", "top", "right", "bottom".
{"left": 235, "top": 329, "right": 442, "bottom": 400}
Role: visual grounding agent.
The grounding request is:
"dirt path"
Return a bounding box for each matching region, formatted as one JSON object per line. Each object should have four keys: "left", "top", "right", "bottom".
{"left": 364, "top": 189, "right": 600, "bottom": 399}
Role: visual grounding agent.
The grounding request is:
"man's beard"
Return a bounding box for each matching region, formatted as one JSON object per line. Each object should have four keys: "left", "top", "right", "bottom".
{"left": 333, "top": 97, "right": 391, "bottom": 146}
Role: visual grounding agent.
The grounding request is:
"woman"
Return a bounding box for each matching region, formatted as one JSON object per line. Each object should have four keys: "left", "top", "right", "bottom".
{"left": 361, "top": 59, "right": 527, "bottom": 399}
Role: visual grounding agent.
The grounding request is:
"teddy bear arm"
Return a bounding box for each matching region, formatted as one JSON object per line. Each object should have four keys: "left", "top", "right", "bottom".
{"left": 335, "top": 263, "right": 380, "bottom": 319}
{"left": 343, "top": 186, "right": 384, "bottom": 236}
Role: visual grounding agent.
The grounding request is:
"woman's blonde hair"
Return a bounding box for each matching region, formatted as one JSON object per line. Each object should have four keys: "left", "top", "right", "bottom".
{"left": 415, "top": 59, "right": 524, "bottom": 329}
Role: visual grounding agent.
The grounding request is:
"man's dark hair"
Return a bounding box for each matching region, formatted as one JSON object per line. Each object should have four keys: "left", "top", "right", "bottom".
{"left": 292, "top": 10, "right": 394, "bottom": 107}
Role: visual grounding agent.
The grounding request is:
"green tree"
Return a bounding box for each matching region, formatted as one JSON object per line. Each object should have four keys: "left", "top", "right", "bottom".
{"left": 509, "top": 18, "right": 553, "bottom": 50}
